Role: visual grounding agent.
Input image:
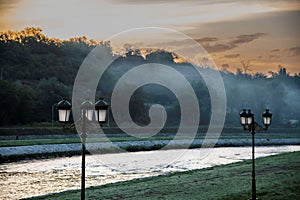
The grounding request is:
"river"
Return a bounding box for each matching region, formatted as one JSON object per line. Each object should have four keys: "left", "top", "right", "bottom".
{"left": 0, "top": 145, "right": 299, "bottom": 200}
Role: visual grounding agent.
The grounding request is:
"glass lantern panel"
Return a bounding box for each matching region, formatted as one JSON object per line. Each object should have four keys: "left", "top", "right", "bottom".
{"left": 86, "top": 109, "right": 94, "bottom": 121}
{"left": 263, "top": 117, "right": 271, "bottom": 125}
{"left": 247, "top": 117, "right": 252, "bottom": 125}
{"left": 58, "top": 109, "right": 70, "bottom": 122}
{"left": 94, "top": 110, "right": 98, "bottom": 122}
{"left": 240, "top": 117, "right": 246, "bottom": 125}
{"left": 98, "top": 110, "right": 107, "bottom": 122}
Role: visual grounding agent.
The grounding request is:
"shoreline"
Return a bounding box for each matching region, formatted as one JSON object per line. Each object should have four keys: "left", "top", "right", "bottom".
{"left": 1, "top": 146, "right": 299, "bottom": 200}
{"left": 1, "top": 138, "right": 300, "bottom": 163}
{"left": 25, "top": 151, "right": 300, "bottom": 200}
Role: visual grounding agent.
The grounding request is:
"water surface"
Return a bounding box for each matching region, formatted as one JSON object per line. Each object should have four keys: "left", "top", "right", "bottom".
{"left": 0, "top": 145, "right": 299, "bottom": 199}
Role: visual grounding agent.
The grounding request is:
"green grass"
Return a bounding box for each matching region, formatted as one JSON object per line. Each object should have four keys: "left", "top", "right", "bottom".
{"left": 1, "top": 132, "right": 299, "bottom": 148}
{"left": 26, "top": 151, "right": 300, "bottom": 200}
{"left": 1, "top": 126, "right": 299, "bottom": 136}
{"left": 0, "top": 136, "right": 176, "bottom": 147}
{"left": 0, "top": 138, "right": 80, "bottom": 147}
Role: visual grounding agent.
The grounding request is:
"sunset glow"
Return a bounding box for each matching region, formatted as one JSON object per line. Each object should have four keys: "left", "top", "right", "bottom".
{"left": 0, "top": 0, "right": 299, "bottom": 74}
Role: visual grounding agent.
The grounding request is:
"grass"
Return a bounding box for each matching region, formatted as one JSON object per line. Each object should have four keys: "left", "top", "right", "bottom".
{"left": 26, "top": 151, "right": 300, "bottom": 200}
{"left": 0, "top": 138, "right": 81, "bottom": 147}
{"left": 0, "top": 125, "right": 299, "bottom": 136}
{"left": 1, "top": 130, "right": 299, "bottom": 162}
{"left": 0, "top": 136, "right": 176, "bottom": 147}
{"left": 1, "top": 132, "right": 299, "bottom": 148}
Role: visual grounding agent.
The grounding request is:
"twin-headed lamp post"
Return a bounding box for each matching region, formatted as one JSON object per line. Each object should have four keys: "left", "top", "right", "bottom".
{"left": 239, "top": 109, "right": 272, "bottom": 200}
{"left": 57, "top": 97, "right": 108, "bottom": 200}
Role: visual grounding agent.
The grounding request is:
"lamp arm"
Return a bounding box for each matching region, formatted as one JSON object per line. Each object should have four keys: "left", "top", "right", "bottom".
{"left": 67, "top": 115, "right": 94, "bottom": 133}
{"left": 62, "top": 123, "right": 77, "bottom": 132}
{"left": 253, "top": 122, "right": 268, "bottom": 132}
{"left": 61, "top": 116, "right": 82, "bottom": 132}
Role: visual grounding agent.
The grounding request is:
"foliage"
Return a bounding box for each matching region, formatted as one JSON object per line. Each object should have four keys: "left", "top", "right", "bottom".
{"left": 0, "top": 27, "right": 299, "bottom": 126}
{"left": 36, "top": 77, "right": 71, "bottom": 121}
{"left": 0, "top": 80, "right": 35, "bottom": 125}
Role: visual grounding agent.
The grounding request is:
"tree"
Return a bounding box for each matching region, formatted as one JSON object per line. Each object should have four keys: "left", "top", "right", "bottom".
{"left": 241, "top": 59, "right": 252, "bottom": 74}
{"left": 0, "top": 80, "right": 35, "bottom": 125}
{"left": 36, "top": 77, "right": 70, "bottom": 121}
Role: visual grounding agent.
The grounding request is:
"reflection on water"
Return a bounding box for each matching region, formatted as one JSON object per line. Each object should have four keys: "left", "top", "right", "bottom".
{"left": 0, "top": 146, "right": 299, "bottom": 200}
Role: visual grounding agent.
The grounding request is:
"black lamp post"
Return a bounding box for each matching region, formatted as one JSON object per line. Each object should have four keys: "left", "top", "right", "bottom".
{"left": 239, "top": 109, "right": 272, "bottom": 200}
{"left": 56, "top": 98, "right": 108, "bottom": 200}
{"left": 79, "top": 100, "right": 93, "bottom": 200}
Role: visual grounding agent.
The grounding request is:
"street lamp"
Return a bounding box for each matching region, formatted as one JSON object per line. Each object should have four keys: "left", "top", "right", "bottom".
{"left": 56, "top": 97, "right": 108, "bottom": 200}
{"left": 262, "top": 109, "right": 272, "bottom": 128}
{"left": 95, "top": 97, "right": 109, "bottom": 124}
{"left": 57, "top": 98, "right": 71, "bottom": 123}
{"left": 81, "top": 100, "right": 94, "bottom": 121}
{"left": 239, "top": 109, "right": 248, "bottom": 129}
{"left": 239, "top": 109, "right": 272, "bottom": 200}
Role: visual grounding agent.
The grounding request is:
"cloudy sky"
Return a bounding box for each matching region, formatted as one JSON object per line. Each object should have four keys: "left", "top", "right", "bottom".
{"left": 0, "top": 0, "right": 299, "bottom": 74}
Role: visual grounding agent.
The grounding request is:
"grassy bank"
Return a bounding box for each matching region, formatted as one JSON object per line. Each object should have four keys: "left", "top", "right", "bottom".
{"left": 27, "top": 151, "right": 300, "bottom": 200}
{"left": 1, "top": 132, "right": 299, "bottom": 148}
{"left": 1, "top": 126, "right": 299, "bottom": 136}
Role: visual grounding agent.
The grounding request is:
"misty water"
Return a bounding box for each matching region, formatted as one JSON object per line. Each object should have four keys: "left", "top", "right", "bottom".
{"left": 0, "top": 145, "right": 299, "bottom": 200}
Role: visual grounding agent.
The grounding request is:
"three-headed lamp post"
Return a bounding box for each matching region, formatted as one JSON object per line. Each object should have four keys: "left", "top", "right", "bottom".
{"left": 239, "top": 109, "right": 272, "bottom": 200}
{"left": 57, "top": 97, "right": 109, "bottom": 200}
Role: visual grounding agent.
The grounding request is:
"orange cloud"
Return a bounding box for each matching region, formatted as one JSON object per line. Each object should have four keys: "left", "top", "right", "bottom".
{"left": 271, "top": 48, "right": 280, "bottom": 52}
{"left": 288, "top": 47, "right": 300, "bottom": 56}
{"left": 224, "top": 53, "right": 240, "bottom": 58}
{"left": 195, "top": 37, "right": 218, "bottom": 43}
{"left": 269, "top": 55, "right": 280, "bottom": 59}
{"left": 202, "top": 33, "right": 267, "bottom": 53}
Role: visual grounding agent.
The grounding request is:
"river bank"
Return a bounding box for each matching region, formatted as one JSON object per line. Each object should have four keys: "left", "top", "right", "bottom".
{"left": 1, "top": 138, "right": 300, "bottom": 163}
{"left": 29, "top": 150, "right": 300, "bottom": 200}
{"left": 0, "top": 145, "right": 299, "bottom": 200}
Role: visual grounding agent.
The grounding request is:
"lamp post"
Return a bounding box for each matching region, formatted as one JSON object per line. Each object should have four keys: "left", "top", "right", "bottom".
{"left": 239, "top": 109, "right": 272, "bottom": 200}
{"left": 56, "top": 97, "right": 108, "bottom": 200}
{"left": 80, "top": 100, "right": 93, "bottom": 200}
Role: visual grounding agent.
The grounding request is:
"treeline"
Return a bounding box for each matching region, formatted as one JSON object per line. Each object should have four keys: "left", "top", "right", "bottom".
{"left": 222, "top": 67, "right": 300, "bottom": 126}
{"left": 0, "top": 28, "right": 299, "bottom": 127}
{"left": 0, "top": 27, "right": 103, "bottom": 84}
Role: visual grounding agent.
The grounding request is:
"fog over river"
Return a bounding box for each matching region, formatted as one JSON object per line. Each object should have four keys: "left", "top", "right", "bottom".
{"left": 0, "top": 145, "right": 299, "bottom": 200}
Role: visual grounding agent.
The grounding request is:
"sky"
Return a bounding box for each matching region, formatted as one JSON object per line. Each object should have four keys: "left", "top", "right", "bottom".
{"left": 0, "top": 0, "right": 299, "bottom": 74}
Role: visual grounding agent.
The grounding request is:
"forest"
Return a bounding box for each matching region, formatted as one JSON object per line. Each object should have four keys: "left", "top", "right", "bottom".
{"left": 0, "top": 27, "right": 299, "bottom": 127}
